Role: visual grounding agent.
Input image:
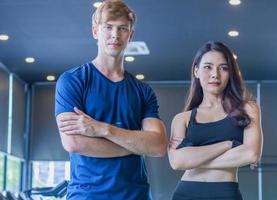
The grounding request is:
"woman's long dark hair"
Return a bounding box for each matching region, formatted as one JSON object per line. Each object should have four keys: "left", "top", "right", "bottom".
{"left": 185, "top": 41, "right": 254, "bottom": 128}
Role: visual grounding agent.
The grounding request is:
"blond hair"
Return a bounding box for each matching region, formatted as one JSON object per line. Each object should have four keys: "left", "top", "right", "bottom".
{"left": 92, "top": 0, "right": 136, "bottom": 30}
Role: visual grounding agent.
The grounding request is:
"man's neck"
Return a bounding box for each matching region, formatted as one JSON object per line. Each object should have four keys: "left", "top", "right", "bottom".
{"left": 92, "top": 55, "right": 125, "bottom": 82}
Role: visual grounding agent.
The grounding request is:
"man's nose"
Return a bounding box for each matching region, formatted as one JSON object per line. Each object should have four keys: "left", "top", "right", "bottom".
{"left": 111, "top": 27, "right": 119, "bottom": 38}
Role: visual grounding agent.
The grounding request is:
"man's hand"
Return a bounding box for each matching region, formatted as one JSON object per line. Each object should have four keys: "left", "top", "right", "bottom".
{"left": 57, "top": 107, "right": 109, "bottom": 137}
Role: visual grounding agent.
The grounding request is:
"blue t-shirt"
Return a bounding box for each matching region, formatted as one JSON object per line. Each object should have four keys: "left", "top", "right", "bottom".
{"left": 55, "top": 62, "right": 160, "bottom": 200}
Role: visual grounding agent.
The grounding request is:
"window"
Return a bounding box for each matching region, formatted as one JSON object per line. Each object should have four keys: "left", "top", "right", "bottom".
{"left": 0, "top": 153, "right": 4, "bottom": 190}
{"left": 6, "top": 156, "right": 22, "bottom": 192}
{"left": 32, "top": 161, "right": 70, "bottom": 187}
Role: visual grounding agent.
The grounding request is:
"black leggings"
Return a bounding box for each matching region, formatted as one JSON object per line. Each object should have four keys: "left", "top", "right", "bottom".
{"left": 172, "top": 181, "right": 243, "bottom": 200}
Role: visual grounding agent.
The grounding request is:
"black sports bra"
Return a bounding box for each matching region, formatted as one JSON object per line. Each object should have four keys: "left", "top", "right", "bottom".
{"left": 177, "top": 108, "right": 244, "bottom": 149}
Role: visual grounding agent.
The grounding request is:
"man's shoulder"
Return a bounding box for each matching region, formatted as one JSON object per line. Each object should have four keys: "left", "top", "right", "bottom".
{"left": 58, "top": 62, "right": 92, "bottom": 82}
{"left": 64, "top": 62, "right": 91, "bottom": 76}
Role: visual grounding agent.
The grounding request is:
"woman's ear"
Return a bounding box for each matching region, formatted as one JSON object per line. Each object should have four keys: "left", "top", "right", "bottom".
{"left": 194, "top": 65, "right": 199, "bottom": 78}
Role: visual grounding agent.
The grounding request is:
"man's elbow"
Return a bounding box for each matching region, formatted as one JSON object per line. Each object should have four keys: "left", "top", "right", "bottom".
{"left": 152, "top": 140, "right": 167, "bottom": 157}
{"left": 154, "top": 150, "right": 166, "bottom": 157}
{"left": 60, "top": 135, "right": 79, "bottom": 153}
{"left": 62, "top": 142, "right": 77, "bottom": 153}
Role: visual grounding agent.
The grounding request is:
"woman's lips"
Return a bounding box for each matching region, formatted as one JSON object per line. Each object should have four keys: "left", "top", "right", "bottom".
{"left": 208, "top": 82, "right": 221, "bottom": 86}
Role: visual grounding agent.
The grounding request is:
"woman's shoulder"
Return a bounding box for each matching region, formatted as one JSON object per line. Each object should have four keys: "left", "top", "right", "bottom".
{"left": 244, "top": 101, "right": 260, "bottom": 113}
{"left": 172, "top": 110, "right": 194, "bottom": 127}
{"left": 244, "top": 101, "right": 260, "bottom": 119}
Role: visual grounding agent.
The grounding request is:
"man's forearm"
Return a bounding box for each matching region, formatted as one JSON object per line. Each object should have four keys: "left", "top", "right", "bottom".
{"left": 104, "top": 125, "right": 166, "bottom": 157}
{"left": 60, "top": 133, "right": 132, "bottom": 158}
{"left": 57, "top": 112, "right": 167, "bottom": 157}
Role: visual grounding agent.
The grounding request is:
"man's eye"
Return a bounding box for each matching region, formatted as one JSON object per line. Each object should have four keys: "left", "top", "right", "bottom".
{"left": 120, "top": 27, "right": 129, "bottom": 32}
{"left": 104, "top": 25, "right": 112, "bottom": 30}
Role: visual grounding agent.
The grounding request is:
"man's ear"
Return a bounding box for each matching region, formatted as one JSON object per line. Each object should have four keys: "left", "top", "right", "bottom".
{"left": 128, "top": 30, "right": 134, "bottom": 42}
{"left": 92, "top": 25, "right": 98, "bottom": 39}
{"left": 194, "top": 65, "right": 199, "bottom": 78}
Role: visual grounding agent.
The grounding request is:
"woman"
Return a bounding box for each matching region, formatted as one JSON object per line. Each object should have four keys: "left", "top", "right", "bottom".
{"left": 168, "top": 41, "right": 263, "bottom": 200}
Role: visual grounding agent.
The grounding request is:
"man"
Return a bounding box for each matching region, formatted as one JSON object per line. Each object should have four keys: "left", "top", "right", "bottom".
{"left": 55, "top": 0, "right": 167, "bottom": 199}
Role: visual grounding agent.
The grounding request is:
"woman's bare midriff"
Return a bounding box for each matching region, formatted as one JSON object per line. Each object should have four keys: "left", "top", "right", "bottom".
{"left": 181, "top": 168, "right": 238, "bottom": 182}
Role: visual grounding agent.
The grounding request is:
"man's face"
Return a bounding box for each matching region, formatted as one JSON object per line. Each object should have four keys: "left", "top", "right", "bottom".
{"left": 93, "top": 16, "right": 133, "bottom": 58}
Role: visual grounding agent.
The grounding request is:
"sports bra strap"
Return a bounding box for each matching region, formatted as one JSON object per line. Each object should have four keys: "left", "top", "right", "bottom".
{"left": 188, "top": 108, "right": 197, "bottom": 127}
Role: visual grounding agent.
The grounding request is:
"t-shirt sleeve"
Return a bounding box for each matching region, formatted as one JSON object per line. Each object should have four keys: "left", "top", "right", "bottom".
{"left": 142, "top": 85, "right": 160, "bottom": 119}
{"left": 55, "top": 72, "right": 84, "bottom": 116}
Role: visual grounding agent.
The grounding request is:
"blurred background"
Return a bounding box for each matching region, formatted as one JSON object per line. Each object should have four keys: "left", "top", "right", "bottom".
{"left": 0, "top": 0, "right": 276, "bottom": 199}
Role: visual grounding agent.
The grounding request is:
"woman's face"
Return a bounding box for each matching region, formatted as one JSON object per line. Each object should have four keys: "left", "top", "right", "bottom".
{"left": 194, "top": 51, "right": 230, "bottom": 95}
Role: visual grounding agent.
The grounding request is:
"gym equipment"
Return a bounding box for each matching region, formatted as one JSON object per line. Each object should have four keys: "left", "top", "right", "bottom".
{"left": 20, "top": 180, "right": 68, "bottom": 200}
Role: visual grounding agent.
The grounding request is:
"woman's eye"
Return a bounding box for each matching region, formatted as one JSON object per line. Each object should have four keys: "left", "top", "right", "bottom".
{"left": 220, "top": 66, "right": 229, "bottom": 71}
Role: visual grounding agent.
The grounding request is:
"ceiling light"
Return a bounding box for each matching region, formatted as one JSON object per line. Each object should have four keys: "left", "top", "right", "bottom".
{"left": 93, "top": 2, "right": 102, "bottom": 8}
{"left": 125, "top": 41, "right": 150, "bottom": 55}
{"left": 229, "top": 0, "right": 241, "bottom": 6}
{"left": 125, "top": 56, "right": 135, "bottom": 62}
{"left": 0, "top": 34, "right": 9, "bottom": 41}
{"left": 136, "top": 74, "right": 144, "bottom": 80}
{"left": 25, "top": 57, "right": 35, "bottom": 63}
{"left": 233, "top": 53, "right": 238, "bottom": 59}
{"left": 46, "top": 75, "right": 55, "bottom": 81}
{"left": 228, "top": 30, "right": 239, "bottom": 37}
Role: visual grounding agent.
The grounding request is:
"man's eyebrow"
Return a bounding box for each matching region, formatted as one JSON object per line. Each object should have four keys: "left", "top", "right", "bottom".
{"left": 103, "top": 23, "right": 129, "bottom": 27}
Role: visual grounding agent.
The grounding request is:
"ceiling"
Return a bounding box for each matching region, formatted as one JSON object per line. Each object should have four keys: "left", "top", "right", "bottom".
{"left": 1, "top": 0, "right": 277, "bottom": 83}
